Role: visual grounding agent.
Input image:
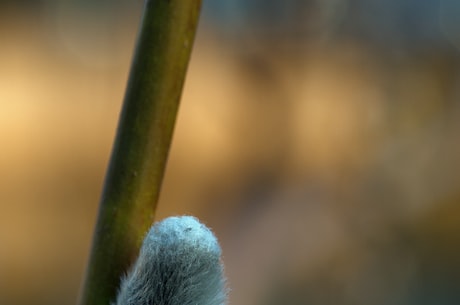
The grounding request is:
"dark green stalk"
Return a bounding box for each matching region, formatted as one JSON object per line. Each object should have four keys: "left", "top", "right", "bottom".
{"left": 78, "top": 1, "right": 202, "bottom": 305}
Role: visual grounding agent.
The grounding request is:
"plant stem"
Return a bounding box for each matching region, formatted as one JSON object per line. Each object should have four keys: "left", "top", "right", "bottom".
{"left": 78, "top": 1, "right": 202, "bottom": 304}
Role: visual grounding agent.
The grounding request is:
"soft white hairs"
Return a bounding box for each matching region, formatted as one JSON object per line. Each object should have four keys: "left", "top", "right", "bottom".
{"left": 114, "top": 216, "right": 227, "bottom": 305}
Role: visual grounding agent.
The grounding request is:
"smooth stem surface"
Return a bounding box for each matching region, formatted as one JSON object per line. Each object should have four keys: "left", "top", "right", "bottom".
{"left": 78, "top": 1, "right": 202, "bottom": 304}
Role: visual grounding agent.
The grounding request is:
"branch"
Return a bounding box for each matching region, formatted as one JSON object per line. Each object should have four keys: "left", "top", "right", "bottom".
{"left": 78, "top": 1, "right": 202, "bottom": 304}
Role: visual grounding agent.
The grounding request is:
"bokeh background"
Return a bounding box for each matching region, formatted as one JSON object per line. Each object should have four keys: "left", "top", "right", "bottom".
{"left": 1, "top": 0, "right": 460, "bottom": 304}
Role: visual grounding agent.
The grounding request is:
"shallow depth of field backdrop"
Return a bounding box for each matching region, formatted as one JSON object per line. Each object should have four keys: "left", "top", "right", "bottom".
{"left": 1, "top": 1, "right": 460, "bottom": 305}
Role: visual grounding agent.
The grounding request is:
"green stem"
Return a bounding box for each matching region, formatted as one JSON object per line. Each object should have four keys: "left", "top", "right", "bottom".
{"left": 78, "top": 1, "right": 202, "bottom": 304}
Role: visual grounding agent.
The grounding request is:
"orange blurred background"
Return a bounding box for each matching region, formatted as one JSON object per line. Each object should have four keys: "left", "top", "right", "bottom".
{"left": 1, "top": 1, "right": 460, "bottom": 305}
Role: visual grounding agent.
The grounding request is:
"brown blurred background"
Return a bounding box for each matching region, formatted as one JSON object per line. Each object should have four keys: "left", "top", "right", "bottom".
{"left": 1, "top": 0, "right": 460, "bottom": 304}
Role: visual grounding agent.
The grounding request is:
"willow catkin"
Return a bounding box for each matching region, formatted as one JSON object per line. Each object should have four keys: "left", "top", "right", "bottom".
{"left": 114, "top": 216, "right": 227, "bottom": 305}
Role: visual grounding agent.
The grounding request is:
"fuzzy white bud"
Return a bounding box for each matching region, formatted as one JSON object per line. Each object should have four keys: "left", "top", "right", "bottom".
{"left": 114, "top": 216, "right": 227, "bottom": 305}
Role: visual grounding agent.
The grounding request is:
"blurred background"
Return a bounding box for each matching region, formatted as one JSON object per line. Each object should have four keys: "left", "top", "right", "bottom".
{"left": 1, "top": 0, "right": 460, "bottom": 304}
